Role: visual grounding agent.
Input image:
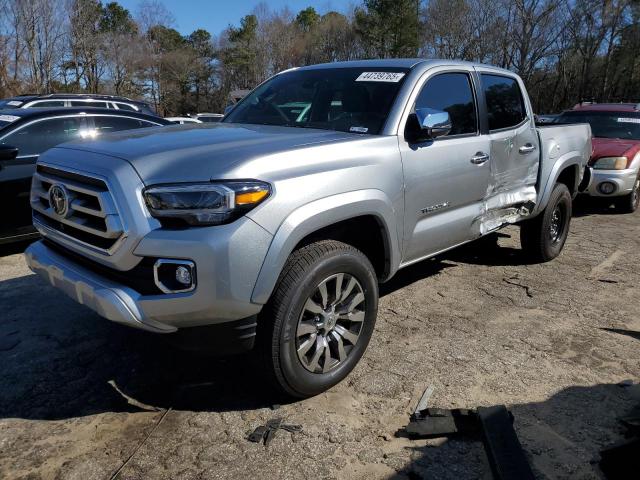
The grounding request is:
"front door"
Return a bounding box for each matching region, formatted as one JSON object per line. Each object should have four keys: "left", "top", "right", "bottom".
{"left": 399, "top": 70, "right": 491, "bottom": 264}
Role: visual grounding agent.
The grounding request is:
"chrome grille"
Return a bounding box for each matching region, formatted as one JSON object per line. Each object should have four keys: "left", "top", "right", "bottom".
{"left": 31, "top": 165, "right": 125, "bottom": 254}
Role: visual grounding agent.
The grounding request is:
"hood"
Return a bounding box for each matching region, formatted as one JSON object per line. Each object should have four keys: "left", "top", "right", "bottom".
{"left": 55, "top": 123, "right": 364, "bottom": 184}
{"left": 590, "top": 137, "right": 640, "bottom": 165}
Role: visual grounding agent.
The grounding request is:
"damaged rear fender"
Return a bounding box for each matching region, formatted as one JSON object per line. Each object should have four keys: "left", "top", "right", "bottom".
{"left": 534, "top": 152, "right": 585, "bottom": 216}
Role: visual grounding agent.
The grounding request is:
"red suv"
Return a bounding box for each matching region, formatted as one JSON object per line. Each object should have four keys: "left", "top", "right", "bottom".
{"left": 555, "top": 103, "right": 640, "bottom": 213}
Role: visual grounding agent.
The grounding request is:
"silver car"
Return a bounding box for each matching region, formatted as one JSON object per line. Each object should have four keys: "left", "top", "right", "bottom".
{"left": 25, "top": 59, "right": 592, "bottom": 397}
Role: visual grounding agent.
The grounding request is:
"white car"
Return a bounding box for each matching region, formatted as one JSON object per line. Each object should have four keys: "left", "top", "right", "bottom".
{"left": 165, "top": 116, "right": 202, "bottom": 125}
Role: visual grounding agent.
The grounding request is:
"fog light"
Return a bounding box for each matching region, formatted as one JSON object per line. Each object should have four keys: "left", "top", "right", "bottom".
{"left": 175, "top": 265, "right": 192, "bottom": 285}
{"left": 598, "top": 182, "right": 616, "bottom": 195}
{"left": 153, "top": 259, "right": 196, "bottom": 294}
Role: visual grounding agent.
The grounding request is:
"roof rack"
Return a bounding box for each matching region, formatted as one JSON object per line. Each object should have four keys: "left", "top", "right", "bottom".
{"left": 40, "top": 93, "right": 135, "bottom": 101}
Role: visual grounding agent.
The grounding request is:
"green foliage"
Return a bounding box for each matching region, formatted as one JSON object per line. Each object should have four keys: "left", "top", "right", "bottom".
{"left": 100, "top": 2, "right": 137, "bottom": 35}
{"left": 296, "top": 7, "right": 320, "bottom": 32}
{"left": 148, "top": 25, "right": 185, "bottom": 52}
{"left": 354, "top": 0, "right": 420, "bottom": 58}
{"left": 2, "top": 0, "right": 639, "bottom": 116}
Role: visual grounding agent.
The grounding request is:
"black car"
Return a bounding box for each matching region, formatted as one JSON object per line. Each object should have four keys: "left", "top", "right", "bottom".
{"left": 0, "top": 93, "right": 157, "bottom": 116}
{"left": 0, "top": 108, "right": 170, "bottom": 244}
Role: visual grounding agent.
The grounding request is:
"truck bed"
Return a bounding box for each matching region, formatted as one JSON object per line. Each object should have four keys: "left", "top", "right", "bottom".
{"left": 535, "top": 123, "right": 592, "bottom": 213}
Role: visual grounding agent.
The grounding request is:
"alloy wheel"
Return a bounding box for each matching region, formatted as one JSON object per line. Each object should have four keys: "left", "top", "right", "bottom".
{"left": 295, "top": 273, "right": 365, "bottom": 373}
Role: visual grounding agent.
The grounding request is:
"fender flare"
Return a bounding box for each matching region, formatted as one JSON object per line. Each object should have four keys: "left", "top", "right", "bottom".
{"left": 250, "top": 189, "right": 401, "bottom": 304}
{"left": 535, "top": 152, "right": 584, "bottom": 215}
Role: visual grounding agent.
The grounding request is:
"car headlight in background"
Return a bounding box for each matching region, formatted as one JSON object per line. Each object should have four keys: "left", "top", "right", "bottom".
{"left": 593, "top": 156, "right": 628, "bottom": 170}
{"left": 143, "top": 181, "right": 271, "bottom": 226}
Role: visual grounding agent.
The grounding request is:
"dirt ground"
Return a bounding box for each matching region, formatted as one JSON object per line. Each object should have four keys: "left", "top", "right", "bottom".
{"left": 1, "top": 198, "right": 639, "bottom": 480}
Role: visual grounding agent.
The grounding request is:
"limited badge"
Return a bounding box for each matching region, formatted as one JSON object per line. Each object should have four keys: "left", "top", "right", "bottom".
{"left": 355, "top": 72, "right": 405, "bottom": 83}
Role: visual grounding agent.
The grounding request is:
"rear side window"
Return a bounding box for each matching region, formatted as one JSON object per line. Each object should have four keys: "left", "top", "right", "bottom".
{"left": 29, "top": 100, "right": 65, "bottom": 108}
{"left": 481, "top": 74, "right": 526, "bottom": 130}
{"left": 414, "top": 73, "right": 478, "bottom": 136}
{"left": 70, "top": 100, "right": 109, "bottom": 108}
{"left": 0, "top": 117, "right": 84, "bottom": 156}
{"left": 92, "top": 116, "right": 156, "bottom": 133}
{"left": 114, "top": 102, "right": 137, "bottom": 111}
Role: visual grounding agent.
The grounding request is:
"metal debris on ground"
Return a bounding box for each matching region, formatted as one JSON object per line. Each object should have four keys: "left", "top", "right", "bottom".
{"left": 402, "top": 386, "right": 534, "bottom": 480}
{"left": 247, "top": 418, "right": 303, "bottom": 446}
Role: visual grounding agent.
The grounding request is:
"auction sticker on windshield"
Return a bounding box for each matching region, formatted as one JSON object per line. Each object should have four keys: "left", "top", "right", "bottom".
{"left": 356, "top": 72, "right": 405, "bottom": 82}
{"left": 0, "top": 114, "right": 20, "bottom": 122}
{"left": 618, "top": 117, "right": 640, "bottom": 124}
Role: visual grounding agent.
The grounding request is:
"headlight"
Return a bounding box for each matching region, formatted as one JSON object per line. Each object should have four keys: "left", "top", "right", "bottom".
{"left": 593, "top": 156, "right": 628, "bottom": 170}
{"left": 143, "top": 181, "right": 270, "bottom": 226}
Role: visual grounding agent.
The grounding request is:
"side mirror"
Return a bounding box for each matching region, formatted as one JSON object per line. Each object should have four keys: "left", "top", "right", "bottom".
{"left": 416, "top": 108, "right": 452, "bottom": 139}
{"left": 223, "top": 105, "right": 234, "bottom": 116}
{"left": 0, "top": 144, "right": 19, "bottom": 161}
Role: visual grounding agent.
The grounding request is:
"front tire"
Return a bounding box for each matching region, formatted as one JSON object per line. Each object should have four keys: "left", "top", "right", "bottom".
{"left": 258, "top": 240, "right": 378, "bottom": 398}
{"left": 520, "top": 183, "right": 572, "bottom": 262}
{"left": 615, "top": 175, "right": 640, "bottom": 213}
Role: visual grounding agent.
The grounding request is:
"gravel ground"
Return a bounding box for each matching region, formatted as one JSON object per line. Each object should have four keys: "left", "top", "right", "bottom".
{"left": 1, "top": 198, "right": 639, "bottom": 480}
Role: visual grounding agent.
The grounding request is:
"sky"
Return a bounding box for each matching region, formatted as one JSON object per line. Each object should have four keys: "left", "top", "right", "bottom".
{"left": 117, "top": 0, "right": 353, "bottom": 36}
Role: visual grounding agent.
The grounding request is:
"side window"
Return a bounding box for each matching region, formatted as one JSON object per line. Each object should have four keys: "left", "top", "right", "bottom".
{"left": 28, "top": 100, "right": 66, "bottom": 108}
{"left": 92, "top": 116, "right": 156, "bottom": 134}
{"left": 414, "top": 72, "right": 478, "bottom": 136}
{"left": 114, "top": 102, "right": 137, "bottom": 111}
{"left": 1, "top": 117, "right": 84, "bottom": 157}
{"left": 481, "top": 74, "right": 526, "bottom": 130}
{"left": 70, "top": 100, "right": 109, "bottom": 108}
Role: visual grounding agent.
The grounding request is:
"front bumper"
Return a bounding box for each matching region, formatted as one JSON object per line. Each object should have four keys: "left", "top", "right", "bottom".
{"left": 585, "top": 167, "right": 639, "bottom": 197}
{"left": 26, "top": 216, "right": 273, "bottom": 332}
{"left": 25, "top": 240, "right": 174, "bottom": 333}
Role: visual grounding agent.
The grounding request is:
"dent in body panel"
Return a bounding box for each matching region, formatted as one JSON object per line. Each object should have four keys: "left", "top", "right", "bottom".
{"left": 472, "top": 130, "right": 539, "bottom": 236}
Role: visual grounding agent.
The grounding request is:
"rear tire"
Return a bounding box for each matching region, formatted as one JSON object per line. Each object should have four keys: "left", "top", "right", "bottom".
{"left": 520, "top": 183, "right": 572, "bottom": 263}
{"left": 258, "top": 240, "right": 378, "bottom": 398}
{"left": 615, "top": 175, "right": 640, "bottom": 213}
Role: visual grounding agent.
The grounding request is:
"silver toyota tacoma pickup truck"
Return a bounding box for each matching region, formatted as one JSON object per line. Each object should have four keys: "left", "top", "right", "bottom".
{"left": 25, "top": 59, "right": 592, "bottom": 397}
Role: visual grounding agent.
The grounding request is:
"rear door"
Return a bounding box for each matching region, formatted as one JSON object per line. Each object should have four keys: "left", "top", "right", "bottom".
{"left": 477, "top": 72, "right": 539, "bottom": 200}
{"left": 398, "top": 68, "right": 491, "bottom": 263}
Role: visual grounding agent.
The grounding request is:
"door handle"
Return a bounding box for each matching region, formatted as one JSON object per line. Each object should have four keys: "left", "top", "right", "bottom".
{"left": 470, "top": 152, "right": 490, "bottom": 165}
{"left": 519, "top": 143, "right": 536, "bottom": 154}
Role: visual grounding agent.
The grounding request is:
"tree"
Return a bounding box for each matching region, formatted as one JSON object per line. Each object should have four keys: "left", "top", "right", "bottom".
{"left": 354, "top": 0, "right": 421, "bottom": 58}
{"left": 220, "top": 14, "right": 260, "bottom": 90}
{"left": 296, "top": 7, "right": 319, "bottom": 32}
{"left": 99, "top": 2, "right": 138, "bottom": 95}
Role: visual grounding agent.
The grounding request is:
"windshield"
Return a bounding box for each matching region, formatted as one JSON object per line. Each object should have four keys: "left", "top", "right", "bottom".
{"left": 223, "top": 67, "right": 409, "bottom": 135}
{"left": 556, "top": 111, "right": 640, "bottom": 140}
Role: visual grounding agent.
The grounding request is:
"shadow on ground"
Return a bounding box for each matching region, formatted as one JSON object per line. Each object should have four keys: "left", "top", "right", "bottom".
{"left": 0, "top": 234, "right": 513, "bottom": 421}
{"left": 572, "top": 196, "right": 622, "bottom": 218}
{"left": 0, "top": 228, "right": 623, "bottom": 423}
{"left": 0, "top": 239, "right": 36, "bottom": 258}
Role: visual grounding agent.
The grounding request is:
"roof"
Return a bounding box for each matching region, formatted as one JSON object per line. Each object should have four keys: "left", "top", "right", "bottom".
{"left": 297, "top": 58, "right": 427, "bottom": 70}
{"left": 292, "top": 58, "right": 515, "bottom": 77}
{"left": 572, "top": 103, "right": 640, "bottom": 113}
{"left": 0, "top": 107, "right": 168, "bottom": 125}
{"left": 2, "top": 93, "right": 149, "bottom": 105}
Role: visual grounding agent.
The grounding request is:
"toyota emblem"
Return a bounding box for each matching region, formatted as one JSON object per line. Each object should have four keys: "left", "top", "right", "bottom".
{"left": 49, "top": 184, "right": 69, "bottom": 217}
